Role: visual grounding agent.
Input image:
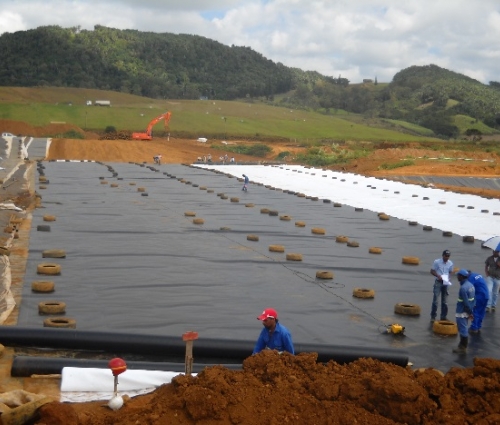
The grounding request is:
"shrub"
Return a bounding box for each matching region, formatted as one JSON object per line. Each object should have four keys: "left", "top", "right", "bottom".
{"left": 378, "top": 159, "right": 415, "bottom": 170}
{"left": 50, "top": 129, "right": 84, "bottom": 139}
{"left": 294, "top": 146, "right": 371, "bottom": 167}
{"left": 62, "top": 130, "right": 84, "bottom": 139}
{"left": 276, "top": 151, "right": 290, "bottom": 160}
{"left": 210, "top": 143, "right": 272, "bottom": 158}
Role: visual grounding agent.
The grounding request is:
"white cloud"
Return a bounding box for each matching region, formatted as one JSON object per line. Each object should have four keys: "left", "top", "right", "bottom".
{"left": 0, "top": 0, "right": 498, "bottom": 84}
{"left": 0, "top": 10, "right": 25, "bottom": 34}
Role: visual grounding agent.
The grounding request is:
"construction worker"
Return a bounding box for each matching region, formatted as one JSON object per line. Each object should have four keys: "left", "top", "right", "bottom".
{"left": 453, "top": 269, "right": 476, "bottom": 354}
{"left": 429, "top": 249, "right": 454, "bottom": 322}
{"left": 466, "top": 270, "right": 489, "bottom": 334}
{"left": 253, "top": 308, "right": 294, "bottom": 355}
{"left": 484, "top": 247, "right": 500, "bottom": 312}
{"left": 242, "top": 174, "right": 249, "bottom": 191}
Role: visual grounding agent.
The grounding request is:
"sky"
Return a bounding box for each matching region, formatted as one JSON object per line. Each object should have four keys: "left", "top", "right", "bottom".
{"left": 0, "top": 0, "right": 499, "bottom": 84}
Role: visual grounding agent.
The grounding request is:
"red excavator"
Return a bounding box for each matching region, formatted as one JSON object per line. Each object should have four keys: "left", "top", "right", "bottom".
{"left": 132, "top": 111, "right": 172, "bottom": 141}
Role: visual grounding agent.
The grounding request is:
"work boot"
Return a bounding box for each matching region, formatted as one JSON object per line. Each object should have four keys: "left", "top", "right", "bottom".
{"left": 452, "top": 336, "right": 468, "bottom": 354}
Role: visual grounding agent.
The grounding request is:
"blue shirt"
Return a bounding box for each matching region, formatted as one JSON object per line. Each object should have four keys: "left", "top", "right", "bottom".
{"left": 253, "top": 322, "right": 294, "bottom": 355}
{"left": 456, "top": 280, "right": 475, "bottom": 317}
{"left": 467, "top": 272, "right": 489, "bottom": 300}
{"left": 432, "top": 257, "right": 454, "bottom": 280}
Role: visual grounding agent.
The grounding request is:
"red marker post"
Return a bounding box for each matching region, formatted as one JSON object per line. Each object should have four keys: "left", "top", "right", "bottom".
{"left": 108, "top": 357, "right": 127, "bottom": 397}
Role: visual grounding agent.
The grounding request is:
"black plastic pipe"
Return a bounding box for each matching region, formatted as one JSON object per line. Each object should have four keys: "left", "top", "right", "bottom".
{"left": 0, "top": 327, "right": 408, "bottom": 367}
{"left": 12, "top": 356, "right": 242, "bottom": 377}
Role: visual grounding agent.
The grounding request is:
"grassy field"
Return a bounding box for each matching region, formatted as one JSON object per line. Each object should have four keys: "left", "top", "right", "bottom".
{"left": 381, "top": 119, "right": 436, "bottom": 136}
{"left": 453, "top": 114, "right": 498, "bottom": 135}
{"left": 0, "top": 87, "right": 440, "bottom": 143}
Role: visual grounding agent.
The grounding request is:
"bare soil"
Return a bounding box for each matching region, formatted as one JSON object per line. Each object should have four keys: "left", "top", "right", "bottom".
{"left": 36, "top": 353, "right": 500, "bottom": 425}
{"left": 2, "top": 119, "right": 500, "bottom": 424}
{"left": 45, "top": 137, "right": 266, "bottom": 165}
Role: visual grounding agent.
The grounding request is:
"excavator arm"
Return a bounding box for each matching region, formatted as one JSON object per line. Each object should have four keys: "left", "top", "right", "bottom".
{"left": 132, "top": 111, "right": 171, "bottom": 141}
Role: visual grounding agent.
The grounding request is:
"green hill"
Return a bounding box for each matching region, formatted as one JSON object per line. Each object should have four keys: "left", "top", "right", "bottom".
{"left": 377, "top": 65, "right": 500, "bottom": 136}
{"left": 0, "top": 87, "right": 438, "bottom": 143}
{"left": 1, "top": 26, "right": 499, "bottom": 139}
{"left": 0, "top": 25, "right": 308, "bottom": 101}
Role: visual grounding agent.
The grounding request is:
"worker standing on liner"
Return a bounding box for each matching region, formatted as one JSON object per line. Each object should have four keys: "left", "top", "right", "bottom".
{"left": 253, "top": 308, "right": 294, "bottom": 355}
{"left": 484, "top": 246, "right": 500, "bottom": 312}
{"left": 453, "top": 269, "right": 476, "bottom": 354}
{"left": 465, "top": 270, "right": 489, "bottom": 334}
{"left": 242, "top": 174, "right": 249, "bottom": 191}
{"left": 430, "top": 249, "right": 454, "bottom": 322}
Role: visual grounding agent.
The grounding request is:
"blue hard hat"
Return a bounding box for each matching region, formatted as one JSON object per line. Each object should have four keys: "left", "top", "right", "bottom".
{"left": 456, "top": 269, "right": 469, "bottom": 277}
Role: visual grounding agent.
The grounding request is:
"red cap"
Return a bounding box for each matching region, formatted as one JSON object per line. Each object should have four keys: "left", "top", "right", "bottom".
{"left": 257, "top": 308, "right": 278, "bottom": 321}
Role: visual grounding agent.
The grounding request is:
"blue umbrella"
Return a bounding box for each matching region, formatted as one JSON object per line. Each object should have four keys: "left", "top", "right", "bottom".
{"left": 482, "top": 236, "right": 500, "bottom": 250}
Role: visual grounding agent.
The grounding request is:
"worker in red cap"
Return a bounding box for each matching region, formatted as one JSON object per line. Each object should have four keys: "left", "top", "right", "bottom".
{"left": 253, "top": 308, "right": 294, "bottom": 355}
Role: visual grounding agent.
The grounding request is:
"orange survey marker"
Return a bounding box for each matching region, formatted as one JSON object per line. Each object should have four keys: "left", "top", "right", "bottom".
{"left": 182, "top": 331, "right": 199, "bottom": 376}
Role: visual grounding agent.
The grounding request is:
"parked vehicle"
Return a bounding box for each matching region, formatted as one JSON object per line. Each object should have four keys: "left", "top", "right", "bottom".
{"left": 94, "top": 100, "right": 111, "bottom": 106}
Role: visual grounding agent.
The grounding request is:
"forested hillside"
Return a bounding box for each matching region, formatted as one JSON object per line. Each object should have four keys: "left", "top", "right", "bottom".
{"left": 381, "top": 65, "right": 500, "bottom": 135}
{"left": 1, "top": 26, "right": 499, "bottom": 139}
{"left": 0, "top": 25, "right": 301, "bottom": 100}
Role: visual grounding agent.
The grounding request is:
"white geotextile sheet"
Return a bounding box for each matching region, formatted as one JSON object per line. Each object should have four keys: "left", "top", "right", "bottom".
{"left": 60, "top": 367, "right": 196, "bottom": 403}
{"left": 0, "top": 203, "right": 23, "bottom": 211}
{"left": 197, "top": 164, "right": 500, "bottom": 241}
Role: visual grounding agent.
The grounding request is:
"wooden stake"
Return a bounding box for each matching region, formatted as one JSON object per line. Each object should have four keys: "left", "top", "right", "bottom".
{"left": 182, "top": 331, "right": 199, "bottom": 376}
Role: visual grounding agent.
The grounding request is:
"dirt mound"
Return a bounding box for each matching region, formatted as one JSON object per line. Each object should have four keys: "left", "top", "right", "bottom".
{"left": 36, "top": 353, "right": 500, "bottom": 424}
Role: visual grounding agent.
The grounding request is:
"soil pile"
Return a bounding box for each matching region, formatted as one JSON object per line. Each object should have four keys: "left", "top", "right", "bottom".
{"left": 36, "top": 352, "right": 500, "bottom": 425}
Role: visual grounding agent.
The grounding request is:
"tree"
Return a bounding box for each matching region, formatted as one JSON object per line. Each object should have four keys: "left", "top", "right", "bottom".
{"left": 489, "top": 81, "right": 500, "bottom": 90}
{"left": 465, "top": 128, "right": 482, "bottom": 142}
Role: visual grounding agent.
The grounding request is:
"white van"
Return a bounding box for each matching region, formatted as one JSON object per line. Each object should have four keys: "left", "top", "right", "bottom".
{"left": 1, "top": 132, "right": 15, "bottom": 137}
